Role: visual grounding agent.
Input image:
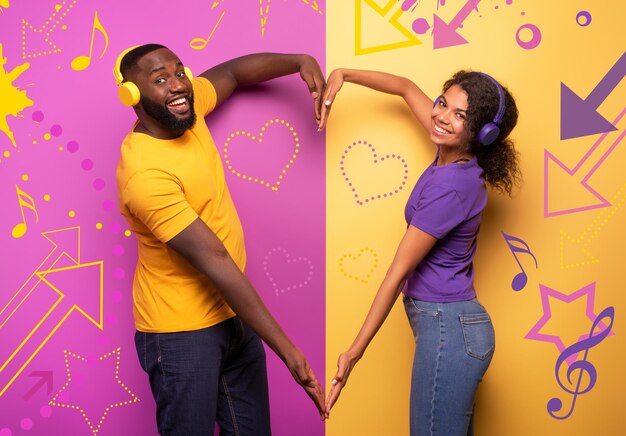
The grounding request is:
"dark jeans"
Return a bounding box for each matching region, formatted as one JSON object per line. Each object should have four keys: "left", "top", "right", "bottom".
{"left": 135, "top": 317, "right": 271, "bottom": 436}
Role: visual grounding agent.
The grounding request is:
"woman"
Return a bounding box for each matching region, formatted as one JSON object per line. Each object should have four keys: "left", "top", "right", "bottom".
{"left": 318, "top": 69, "right": 520, "bottom": 435}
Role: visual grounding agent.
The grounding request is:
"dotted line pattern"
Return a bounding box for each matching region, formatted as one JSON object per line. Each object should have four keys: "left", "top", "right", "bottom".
{"left": 21, "top": 0, "right": 78, "bottom": 59}
{"left": 340, "top": 140, "right": 409, "bottom": 205}
{"left": 210, "top": 0, "right": 227, "bottom": 8}
{"left": 8, "top": 112, "right": 118, "bottom": 228}
{"left": 559, "top": 183, "right": 626, "bottom": 269}
{"left": 49, "top": 348, "right": 140, "bottom": 435}
{"left": 224, "top": 118, "right": 299, "bottom": 192}
{"left": 263, "top": 247, "right": 313, "bottom": 296}
{"left": 260, "top": 0, "right": 271, "bottom": 37}
{"left": 301, "top": 0, "right": 324, "bottom": 14}
{"left": 339, "top": 247, "right": 379, "bottom": 283}
{"left": 258, "top": 0, "right": 322, "bottom": 36}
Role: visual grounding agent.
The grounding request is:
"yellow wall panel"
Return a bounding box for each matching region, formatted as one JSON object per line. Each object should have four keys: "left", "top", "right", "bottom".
{"left": 326, "top": 1, "right": 625, "bottom": 435}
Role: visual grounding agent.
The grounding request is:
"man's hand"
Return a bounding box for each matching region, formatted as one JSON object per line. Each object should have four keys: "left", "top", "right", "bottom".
{"left": 167, "top": 219, "right": 326, "bottom": 418}
{"left": 298, "top": 54, "right": 325, "bottom": 124}
{"left": 285, "top": 346, "right": 327, "bottom": 420}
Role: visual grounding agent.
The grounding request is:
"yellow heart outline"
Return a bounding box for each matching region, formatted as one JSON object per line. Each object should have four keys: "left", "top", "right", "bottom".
{"left": 339, "top": 247, "right": 379, "bottom": 283}
{"left": 223, "top": 118, "right": 299, "bottom": 192}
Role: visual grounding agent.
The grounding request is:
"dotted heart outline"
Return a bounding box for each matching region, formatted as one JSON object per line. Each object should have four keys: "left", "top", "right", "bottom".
{"left": 223, "top": 118, "right": 299, "bottom": 192}
{"left": 339, "top": 247, "right": 379, "bottom": 283}
{"left": 263, "top": 247, "right": 314, "bottom": 296}
{"left": 340, "top": 140, "right": 409, "bottom": 205}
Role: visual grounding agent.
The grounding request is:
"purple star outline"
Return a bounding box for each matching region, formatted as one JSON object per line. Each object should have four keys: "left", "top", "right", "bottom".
{"left": 525, "top": 283, "right": 615, "bottom": 366}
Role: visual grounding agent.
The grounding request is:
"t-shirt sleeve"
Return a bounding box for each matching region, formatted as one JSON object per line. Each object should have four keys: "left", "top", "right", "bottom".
{"left": 409, "top": 183, "right": 465, "bottom": 239}
{"left": 122, "top": 169, "right": 199, "bottom": 243}
{"left": 192, "top": 76, "right": 218, "bottom": 117}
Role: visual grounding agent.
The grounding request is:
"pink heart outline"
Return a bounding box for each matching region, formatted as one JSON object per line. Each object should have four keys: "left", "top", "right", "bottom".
{"left": 340, "top": 140, "right": 409, "bottom": 205}
{"left": 263, "top": 247, "right": 314, "bottom": 296}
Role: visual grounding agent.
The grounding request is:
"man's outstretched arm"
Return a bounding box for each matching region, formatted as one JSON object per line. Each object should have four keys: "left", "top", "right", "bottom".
{"left": 199, "top": 53, "right": 325, "bottom": 121}
{"left": 167, "top": 218, "right": 326, "bottom": 419}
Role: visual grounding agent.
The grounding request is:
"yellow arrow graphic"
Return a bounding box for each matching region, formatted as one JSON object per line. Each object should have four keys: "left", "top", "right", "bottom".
{"left": 560, "top": 184, "right": 626, "bottom": 269}
{"left": 0, "top": 227, "right": 103, "bottom": 397}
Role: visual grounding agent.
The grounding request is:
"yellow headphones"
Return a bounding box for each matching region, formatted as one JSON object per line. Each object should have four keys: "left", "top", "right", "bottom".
{"left": 113, "top": 45, "right": 193, "bottom": 107}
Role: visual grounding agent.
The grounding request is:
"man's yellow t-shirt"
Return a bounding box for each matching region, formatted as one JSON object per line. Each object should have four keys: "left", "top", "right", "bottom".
{"left": 116, "top": 77, "right": 243, "bottom": 333}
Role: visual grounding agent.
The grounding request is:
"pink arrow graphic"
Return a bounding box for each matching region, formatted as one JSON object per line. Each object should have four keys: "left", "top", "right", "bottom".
{"left": 561, "top": 51, "right": 625, "bottom": 140}
{"left": 24, "top": 370, "right": 53, "bottom": 400}
{"left": 544, "top": 108, "right": 626, "bottom": 217}
{"left": 432, "top": 0, "right": 480, "bottom": 49}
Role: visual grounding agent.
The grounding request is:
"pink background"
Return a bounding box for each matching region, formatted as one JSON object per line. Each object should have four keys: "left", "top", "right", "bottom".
{"left": 0, "top": 1, "right": 325, "bottom": 435}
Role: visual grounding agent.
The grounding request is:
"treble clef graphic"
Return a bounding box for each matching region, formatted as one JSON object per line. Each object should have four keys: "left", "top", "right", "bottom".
{"left": 547, "top": 306, "right": 615, "bottom": 419}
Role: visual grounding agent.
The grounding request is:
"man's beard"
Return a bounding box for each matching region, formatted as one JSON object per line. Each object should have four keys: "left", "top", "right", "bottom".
{"left": 140, "top": 94, "right": 197, "bottom": 133}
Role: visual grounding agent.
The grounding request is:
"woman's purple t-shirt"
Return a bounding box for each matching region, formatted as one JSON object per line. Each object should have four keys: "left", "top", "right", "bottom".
{"left": 403, "top": 153, "right": 487, "bottom": 302}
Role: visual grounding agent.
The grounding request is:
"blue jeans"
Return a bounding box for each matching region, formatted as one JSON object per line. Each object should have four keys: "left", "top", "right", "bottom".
{"left": 403, "top": 296, "right": 495, "bottom": 436}
{"left": 135, "top": 317, "right": 271, "bottom": 436}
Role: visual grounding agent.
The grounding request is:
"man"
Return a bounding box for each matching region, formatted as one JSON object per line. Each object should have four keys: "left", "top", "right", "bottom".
{"left": 114, "top": 44, "right": 325, "bottom": 435}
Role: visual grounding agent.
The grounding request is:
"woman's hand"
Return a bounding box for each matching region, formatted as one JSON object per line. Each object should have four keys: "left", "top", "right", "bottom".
{"left": 325, "top": 350, "right": 359, "bottom": 418}
{"left": 318, "top": 69, "right": 345, "bottom": 131}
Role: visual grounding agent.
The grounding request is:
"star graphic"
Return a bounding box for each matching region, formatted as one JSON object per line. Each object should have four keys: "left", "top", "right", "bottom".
{"left": 525, "top": 283, "right": 615, "bottom": 365}
{"left": 49, "top": 348, "right": 140, "bottom": 435}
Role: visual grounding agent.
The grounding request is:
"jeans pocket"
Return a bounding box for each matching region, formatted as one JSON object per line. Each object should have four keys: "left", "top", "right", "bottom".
{"left": 404, "top": 296, "right": 440, "bottom": 317}
{"left": 404, "top": 297, "right": 440, "bottom": 341}
{"left": 134, "top": 331, "right": 148, "bottom": 372}
{"left": 460, "top": 313, "right": 495, "bottom": 360}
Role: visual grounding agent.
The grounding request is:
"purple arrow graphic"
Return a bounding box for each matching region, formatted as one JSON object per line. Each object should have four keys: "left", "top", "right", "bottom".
{"left": 561, "top": 51, "right": 625, "bottom": 140}
{"left": 24, "top": 370, "right": 53, "bottom": 400}
{"left": 432, "top": 0, "right": 480, "bottom": 49}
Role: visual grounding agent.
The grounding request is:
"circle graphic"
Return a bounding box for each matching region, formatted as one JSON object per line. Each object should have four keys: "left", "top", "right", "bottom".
{"left": 516, "top": 24, "right": 542, "bottom": 49}
{"left": 576, "top": 11, "right": 592, "bottom": 27}
{"left": 32, "top": 111, "right": 44, "bottom": 123}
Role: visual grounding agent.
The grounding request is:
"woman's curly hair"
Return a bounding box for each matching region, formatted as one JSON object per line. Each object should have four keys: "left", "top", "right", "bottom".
{"left": 442, "top": 71, "right": 521, "bottom": 195}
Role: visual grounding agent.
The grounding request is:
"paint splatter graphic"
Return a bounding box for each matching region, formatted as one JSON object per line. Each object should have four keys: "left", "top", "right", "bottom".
{"left": 0, "top": 43, "right": 33, "bottom": 147}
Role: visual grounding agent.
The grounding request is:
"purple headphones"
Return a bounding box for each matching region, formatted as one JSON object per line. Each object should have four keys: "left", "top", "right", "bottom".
{"left": 475, "top": 72, "right": 506, "bottom": 146}
{"left": 433, "top": 72, "right": 506, "bottom": 146}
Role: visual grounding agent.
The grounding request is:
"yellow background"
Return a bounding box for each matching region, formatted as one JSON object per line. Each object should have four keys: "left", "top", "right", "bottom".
{"left": 326, "top": 1, "right": 625, "bottom": 435}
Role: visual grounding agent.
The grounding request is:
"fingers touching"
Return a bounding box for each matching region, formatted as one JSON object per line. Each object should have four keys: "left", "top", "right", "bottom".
{"left": 318, "top": 70, "right": 344, "bottom": 131}
{"left": 288, "top": 354, "right": 327, "bottom": 420}
{"left": 324, "top": 352, "right": 355, "bottom": 418}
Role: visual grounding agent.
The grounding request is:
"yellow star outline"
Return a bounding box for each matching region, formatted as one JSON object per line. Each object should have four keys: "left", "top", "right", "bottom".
{"left": 49, "top": 348, "right": 140, "bottom": 435}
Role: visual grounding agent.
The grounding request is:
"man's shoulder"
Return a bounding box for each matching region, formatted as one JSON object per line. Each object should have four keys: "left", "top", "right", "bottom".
{"left": 192, "top": 77, "right": 217, "bottom": 116}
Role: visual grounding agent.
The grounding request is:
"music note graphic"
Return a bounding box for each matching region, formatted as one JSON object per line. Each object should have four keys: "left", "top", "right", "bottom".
{"left": 501, "top": 231, "right": 538, "bottom": 291}
{"left": 70, "top": 11, "right": 109, "bottom": 71}
{"left": 547, "top": 306, "right": 614, "bottom": 420}
{"left": 11, "top": 185, "right": 38, "bottom": 239}
{"left": 190, "top": 10, "right": 226, "bottom": 50}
